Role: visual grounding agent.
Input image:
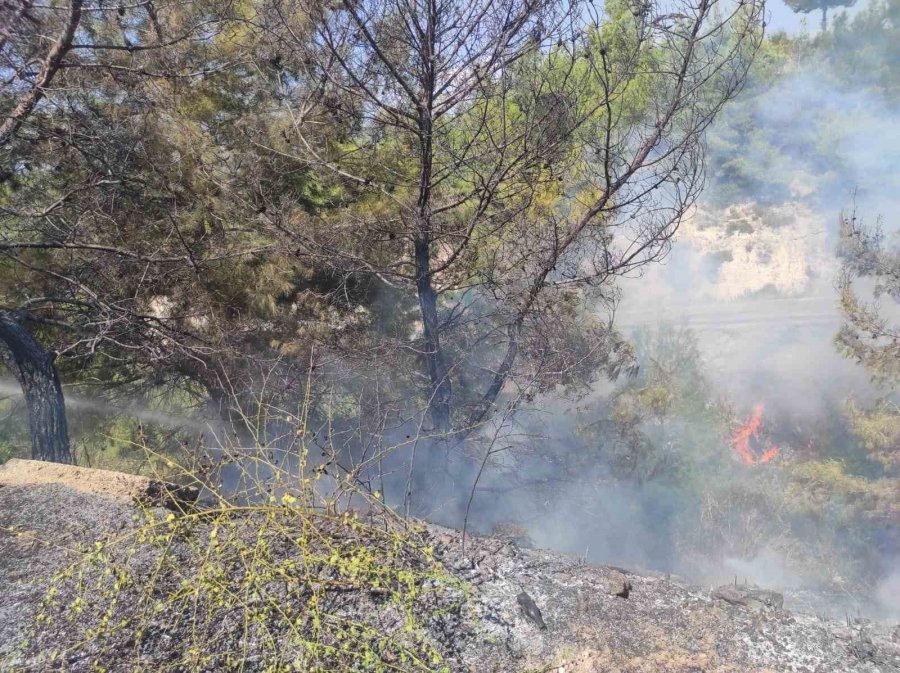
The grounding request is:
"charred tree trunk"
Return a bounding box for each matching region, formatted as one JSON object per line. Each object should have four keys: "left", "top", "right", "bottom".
{"left": 0, "top": 311, "right": 72, "bottom": 463}
{"left": 415, "top": 235, "right": 452, "bottom": 433}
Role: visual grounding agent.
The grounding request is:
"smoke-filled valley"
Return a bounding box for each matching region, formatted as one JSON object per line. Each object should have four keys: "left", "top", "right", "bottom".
{"left": 447, "top": 12, "right": 900, "bottom": 617}
{"left": 1, "top": 0, "right": 899, "bottom": 669}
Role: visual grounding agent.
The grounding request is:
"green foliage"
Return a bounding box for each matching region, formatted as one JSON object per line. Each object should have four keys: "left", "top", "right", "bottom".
{"left": 785, "top": 458, "right": 899, "bottom": 520}
{"left": 704, "top": 3, "right": 900, "bottom": 209}
{"left": 0, "top": 439, "right": 23, "bottom": 465}
{"left": 824, "top": 0, "right": 900, "bottom": 100}
{"left": 586, "top": 326, "right": 731, "bottom": 484}
{"left": 783, "top": 0, "right": 856, "bottom": 29}
{"left": 703, "top": 34, "right": 805, "bottom": 206}
{"left": 846, "top": 399, "right": 900, "bottom": 472}
{"left": 0, "top": 395, "right": 28, "bottom": 464}
{"left": 836, "top": 211, "right": 900, "bottom": 384}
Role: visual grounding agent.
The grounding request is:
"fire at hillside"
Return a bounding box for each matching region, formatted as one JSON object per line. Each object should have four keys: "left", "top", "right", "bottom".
{"left": 731, "top": 403, "right": 779, "bottom": 465}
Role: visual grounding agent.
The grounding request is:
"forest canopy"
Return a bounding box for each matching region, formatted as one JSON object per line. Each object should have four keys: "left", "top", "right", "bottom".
{"left": 0, "top": 0, "right": 763, "bottom": 459}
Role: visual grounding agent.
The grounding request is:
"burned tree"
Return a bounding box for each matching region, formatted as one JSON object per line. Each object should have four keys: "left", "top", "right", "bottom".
{"left": 252, "top": 0, "right": 764, "bottom": 434}
{"left": 0, "top": 311, "right": 70, "bottom": 462}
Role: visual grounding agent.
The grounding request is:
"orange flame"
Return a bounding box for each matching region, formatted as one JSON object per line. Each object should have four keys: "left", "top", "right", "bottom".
{"left": 731, "top": 403, "right": 778, "bottom": 465}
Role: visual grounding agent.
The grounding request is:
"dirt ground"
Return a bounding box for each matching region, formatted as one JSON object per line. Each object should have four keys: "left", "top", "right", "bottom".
{"left": 0, "top": 458, "right": 157, "bottom": 500}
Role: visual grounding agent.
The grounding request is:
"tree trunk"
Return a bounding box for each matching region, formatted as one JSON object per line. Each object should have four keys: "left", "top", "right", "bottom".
{"left": 415, "top": 236, "right": 453, "bottom": 433}
{"left": 414, "top": 17, "right": 453, "bottom": 435}
{"left": 0, "top": 311, "right": 72, "bottom": 463}
{"left": 821, "top": 7, "right": 827, "bottom": 32}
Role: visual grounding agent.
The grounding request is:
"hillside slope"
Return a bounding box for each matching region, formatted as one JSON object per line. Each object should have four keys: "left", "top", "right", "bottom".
{"left": 1, "top": 461, "right": 898, "bottom": 673}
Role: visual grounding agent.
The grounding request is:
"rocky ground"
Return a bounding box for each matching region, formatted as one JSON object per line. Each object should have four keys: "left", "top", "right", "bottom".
{"left": 1, "top": 460, "right": 898, "bottom": 673}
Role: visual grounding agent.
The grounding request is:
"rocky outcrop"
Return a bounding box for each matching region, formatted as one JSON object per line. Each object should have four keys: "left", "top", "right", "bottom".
{"left": 0, "top": 463, "right": 898, "bottom": 672}
{"left": 682, "top": 201, "right": 833, "bottom": 300}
